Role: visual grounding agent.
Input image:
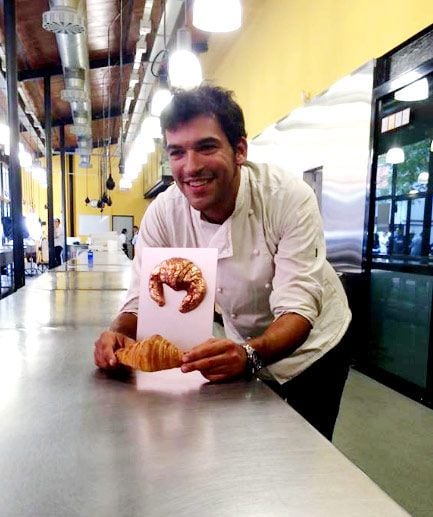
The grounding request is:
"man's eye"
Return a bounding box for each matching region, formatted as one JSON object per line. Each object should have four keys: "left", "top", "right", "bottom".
{"left": 199, "top": 144, "right": 217, "bottom": 153}
{"left": 169, "top": 149, "right": 184, "bottom": 158}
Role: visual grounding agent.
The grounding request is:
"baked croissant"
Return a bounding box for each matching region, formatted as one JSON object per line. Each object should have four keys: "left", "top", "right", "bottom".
{"left": 149, "top": 257, "right": 207, "bottom": 313}
{"left": 115, "top": 334, "right": 183, "bottom": 371}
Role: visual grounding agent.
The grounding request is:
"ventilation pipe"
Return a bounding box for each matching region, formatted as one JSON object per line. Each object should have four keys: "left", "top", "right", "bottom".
{"left": 42, "top": 0, "right": 92, "bottom": 164}
{"left": 122, "top": 0, "right": 184, "bottom": 147}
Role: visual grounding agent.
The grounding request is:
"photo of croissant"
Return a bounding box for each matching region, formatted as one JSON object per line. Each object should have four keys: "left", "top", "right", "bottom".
{"left": 115, "top": 334, "right": 183, "bottom": 371}
{"left": 148, "top": 257, "right": 207, "bottom": 313}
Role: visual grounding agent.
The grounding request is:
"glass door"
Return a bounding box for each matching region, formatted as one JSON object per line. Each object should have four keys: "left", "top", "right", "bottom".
{"left": 366, "top": 68, "right": 433, "bottom": 404}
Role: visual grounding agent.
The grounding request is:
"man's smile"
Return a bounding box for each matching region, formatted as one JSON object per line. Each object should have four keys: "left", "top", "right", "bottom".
{"left": 184, "top": 178, "right": 213, "bottom": 187}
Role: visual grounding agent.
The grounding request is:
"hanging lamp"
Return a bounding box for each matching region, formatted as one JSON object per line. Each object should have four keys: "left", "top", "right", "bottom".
{"left": 151, "top": 87, "right": 173, "bottom": 117}
{"left": 192, "top": 0, "right": 242, "bottom": 32}
{"left": 168, "top": 28, "right": 202, "bottom": 89}
{"left": 385, "top": 147, "right": 405, "bottom": 164}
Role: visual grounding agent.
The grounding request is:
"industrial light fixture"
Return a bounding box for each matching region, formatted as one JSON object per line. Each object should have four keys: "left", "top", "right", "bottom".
{"left": 385, "top": 147, "right": 405, "bottom": 164}
{"left": 141, "top": 115, "right": 162, "bottom": 139}
{"left": 193, "top": 0, "right": 242, "bottom": 32}
{"left": 394, "top": 77, "right": 429, "bottom": 102}
{"left": 119, "top": 177, "right": 133, "bottom": 191}
{"left": 150, "top": 87, "right": 173, "bottom": 117}
{"left": 168, "top": 28, "right": 202, "bottom": 89}
{"left": 417, "top": 171, "right": 429, "bottom": 184}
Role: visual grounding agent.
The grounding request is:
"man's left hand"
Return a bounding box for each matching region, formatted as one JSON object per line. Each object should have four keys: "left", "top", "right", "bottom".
{"left": 181, "top": 338, "right": 247, "bottom": 382}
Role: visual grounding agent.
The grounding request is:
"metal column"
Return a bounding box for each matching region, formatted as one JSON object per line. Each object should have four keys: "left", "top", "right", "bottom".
{"left": 4, "top": 0, "right": 24, "bottom": 290}
{"left": 68, "top": 154, "right": 75, "bottom": 236}
{"left": 60, "top": 125, "right": 67, "bottom": 267}
{"left": 44, "top": 76, "right": 56, "bottom": 269}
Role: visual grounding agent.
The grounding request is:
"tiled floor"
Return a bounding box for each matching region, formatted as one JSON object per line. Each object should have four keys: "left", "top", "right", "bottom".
{"left": 335, "top": 369, "right": 433, "bottom": 516}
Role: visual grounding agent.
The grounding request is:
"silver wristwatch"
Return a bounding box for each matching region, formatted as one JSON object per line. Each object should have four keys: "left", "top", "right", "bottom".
{"left": 241, "top": 342, "right": 263, "bottom": 380}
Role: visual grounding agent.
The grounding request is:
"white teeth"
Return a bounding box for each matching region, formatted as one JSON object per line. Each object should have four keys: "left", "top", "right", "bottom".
{"left": 188, "top": 179, "right": 209, "bottom": 187}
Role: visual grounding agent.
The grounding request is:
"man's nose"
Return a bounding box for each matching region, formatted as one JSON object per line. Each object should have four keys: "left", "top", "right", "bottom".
{"left": 184, "top": 150, "right": 203, "bottom": 174}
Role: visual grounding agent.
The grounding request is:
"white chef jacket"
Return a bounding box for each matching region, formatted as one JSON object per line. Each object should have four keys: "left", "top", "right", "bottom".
{"left": 54, "top": 225, "right": 63, "bottom": 247}
{"left": 120, "top": 162, "right": 351, "bottom": 384}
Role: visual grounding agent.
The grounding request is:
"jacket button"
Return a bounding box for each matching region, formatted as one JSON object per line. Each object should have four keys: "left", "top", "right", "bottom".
{"left": 253, "top": 249, "right": 260, "bottom": 256}
{"left": 230, "top": 313, "right": 237, "bottom": 319}
{"left": 217, "top": 287, "right": 223, "bottom": 293}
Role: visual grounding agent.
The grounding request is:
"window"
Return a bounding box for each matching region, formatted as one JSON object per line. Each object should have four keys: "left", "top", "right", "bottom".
{"left": 371, "top": 72, "right": 433, "bottom": 268}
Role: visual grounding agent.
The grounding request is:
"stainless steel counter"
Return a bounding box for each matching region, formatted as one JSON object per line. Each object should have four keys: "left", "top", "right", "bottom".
{"left": 0, "top": 251, "right": 407, "bottom": 516}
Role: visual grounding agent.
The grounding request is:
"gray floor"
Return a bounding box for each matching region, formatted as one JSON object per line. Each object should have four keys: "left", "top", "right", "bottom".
{"left": 335, "top": 369, "right": 433, "bottom": 516}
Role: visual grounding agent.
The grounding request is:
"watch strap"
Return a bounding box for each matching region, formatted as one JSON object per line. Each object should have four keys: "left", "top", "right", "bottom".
{"left": 241, "top": 342, "right": 263, "bottom": 380}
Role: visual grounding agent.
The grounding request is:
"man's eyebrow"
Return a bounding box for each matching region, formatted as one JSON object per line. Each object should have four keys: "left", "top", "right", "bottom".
{"left": 166, "top": 143, "right": 182, "bottom": 151}
{"left": 166, "top": 137, "right": 221, "bottom": 151}
{"left": 195, "top": 137, "right": 220, "bottom": 146}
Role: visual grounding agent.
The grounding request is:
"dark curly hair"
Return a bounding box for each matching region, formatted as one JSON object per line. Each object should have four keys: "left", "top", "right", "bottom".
{"left": 160, "top": 85, "right": 247, "bottom": 150}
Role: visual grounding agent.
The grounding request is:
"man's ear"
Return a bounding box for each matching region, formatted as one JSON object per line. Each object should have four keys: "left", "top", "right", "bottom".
{"left": 235, "top": 137, "right": 248, "bottom": 166}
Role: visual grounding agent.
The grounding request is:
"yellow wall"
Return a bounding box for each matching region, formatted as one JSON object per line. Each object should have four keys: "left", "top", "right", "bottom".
{"left": 20, "top": 148, "right": 155, "bottom": 239}
{"left": 72, "top": 147, "right": 158, "bottom": 238}
{"left": 21, "top": 156, "right": 63, "bottom": 229}
{"left": 201, "top": 0, "right": 433, "bottom": 137}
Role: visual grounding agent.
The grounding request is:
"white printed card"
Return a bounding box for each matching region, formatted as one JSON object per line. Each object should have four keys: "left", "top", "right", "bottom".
{"left": 137, "top": 247, "right": 218, "bottom": 351}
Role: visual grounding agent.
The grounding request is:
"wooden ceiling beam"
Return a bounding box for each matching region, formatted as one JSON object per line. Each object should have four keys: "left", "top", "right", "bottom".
{"left": 42, "top": 106, "right": 123, "bottom": 128}
{"left": 18, "top": 53, "right": 135, "bottom": 82}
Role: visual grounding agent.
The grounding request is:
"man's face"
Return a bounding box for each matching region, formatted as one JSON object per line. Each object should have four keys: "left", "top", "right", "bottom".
{"left": 165, "top": 115, "right": 247, "bottom": 223}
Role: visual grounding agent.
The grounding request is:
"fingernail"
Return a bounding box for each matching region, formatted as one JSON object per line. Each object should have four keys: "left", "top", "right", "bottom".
{"left": 109, "top": 358, "right": 116, "bottom": 366}
{"left": 181, "top": 365, "right": 189, "bottom": 373}
{"left": 182, "top": 354, "right": 189, "bottom": 362}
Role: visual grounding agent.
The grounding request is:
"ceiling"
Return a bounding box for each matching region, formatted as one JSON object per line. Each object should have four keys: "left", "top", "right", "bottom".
{"left": 0, "top": 0, "right": 208, "bottom": 161}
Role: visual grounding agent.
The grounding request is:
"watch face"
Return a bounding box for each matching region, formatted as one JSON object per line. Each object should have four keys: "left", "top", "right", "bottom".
{"left": 89, "top": 199, "right": 98, "bottom": 208}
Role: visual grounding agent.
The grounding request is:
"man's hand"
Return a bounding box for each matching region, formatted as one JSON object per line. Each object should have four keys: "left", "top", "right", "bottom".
{"left": 94, "top": 330, "right": 136, "bottom": 369}
{"left": 181, "top": 338, "right": 247, "bottom": 383}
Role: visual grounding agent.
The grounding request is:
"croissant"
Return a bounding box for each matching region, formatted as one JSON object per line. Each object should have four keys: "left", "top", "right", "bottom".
{"left": 115, "top": 334, "right": 183, "bottom": 371}
{"left": 149, "top": 257, "right": 207, "bottom": 313}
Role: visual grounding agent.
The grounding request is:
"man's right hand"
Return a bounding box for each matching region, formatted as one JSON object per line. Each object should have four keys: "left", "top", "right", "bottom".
{"left": 94, "top": 330, "right": 136, "bottom": 369}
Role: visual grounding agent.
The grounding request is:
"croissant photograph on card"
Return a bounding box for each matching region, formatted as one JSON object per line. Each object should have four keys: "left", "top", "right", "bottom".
{"left": 148, "top": 257, "right": 207, "bottom": 313}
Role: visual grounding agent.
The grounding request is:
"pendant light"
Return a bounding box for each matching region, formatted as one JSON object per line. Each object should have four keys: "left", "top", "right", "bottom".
{"left": 84, "top": 163, "right": 90, "bottom": 205}
{"left": 168, "top": 28, "right": 202, "bottom": 89}
{"left": 106, "top": 153, "right": 115, "bottom": 191}
{"left": 385, "top": 147, "right": 405, "bottom": 164}
{"left": 141, "top": 115, "right": 162, "bottom": 140}
{"left": 394, "top": 77, "right": 429, "bottom": 102}
{"left": 150, "top": 87, "right": 173, "bottom": 117}
{"left": 193, "top": 0, "right": 242, "bottom": 33}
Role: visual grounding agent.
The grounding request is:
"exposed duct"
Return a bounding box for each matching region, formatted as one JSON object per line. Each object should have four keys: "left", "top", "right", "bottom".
{"left": 43, "top": 0, "right": 93, "bottom": 163}
{"left": 121, "top": 0, "right": 184, "bottom": 148}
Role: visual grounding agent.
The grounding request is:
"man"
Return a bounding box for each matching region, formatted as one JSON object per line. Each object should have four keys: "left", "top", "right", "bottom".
{"left": 130, "top": 225, "right": 139, "bottom": 257}
{"left": 54, "top": 218, "right": 63, "bottom": 267}
{"left": 118, "top": 228, "right": 128, "bottom": 257}
{"left": 94, "top": 86, "right": 351, "bottom": 440}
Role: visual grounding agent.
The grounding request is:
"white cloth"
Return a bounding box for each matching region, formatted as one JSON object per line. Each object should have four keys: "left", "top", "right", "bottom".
{"left": 54, "top": 225, "right": 63, "bottom": 247}
{"left": 121, "top": 162, "right": 351, "bottom": 383}
{"left": 118, "top": 233, "right": 126, "bottom": 248}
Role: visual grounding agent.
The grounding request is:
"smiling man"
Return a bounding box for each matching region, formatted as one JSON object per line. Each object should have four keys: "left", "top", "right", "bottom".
{"left": 94, "top": 85, "right": 351, "bottom": 440}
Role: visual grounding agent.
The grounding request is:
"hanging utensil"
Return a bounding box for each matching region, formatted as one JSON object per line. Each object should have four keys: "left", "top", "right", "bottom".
{"left": 84, "top": 162, "right": 90, "bottom": 204}
{"left": 106, "top": 146, "right": 115, "bottom": 190}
